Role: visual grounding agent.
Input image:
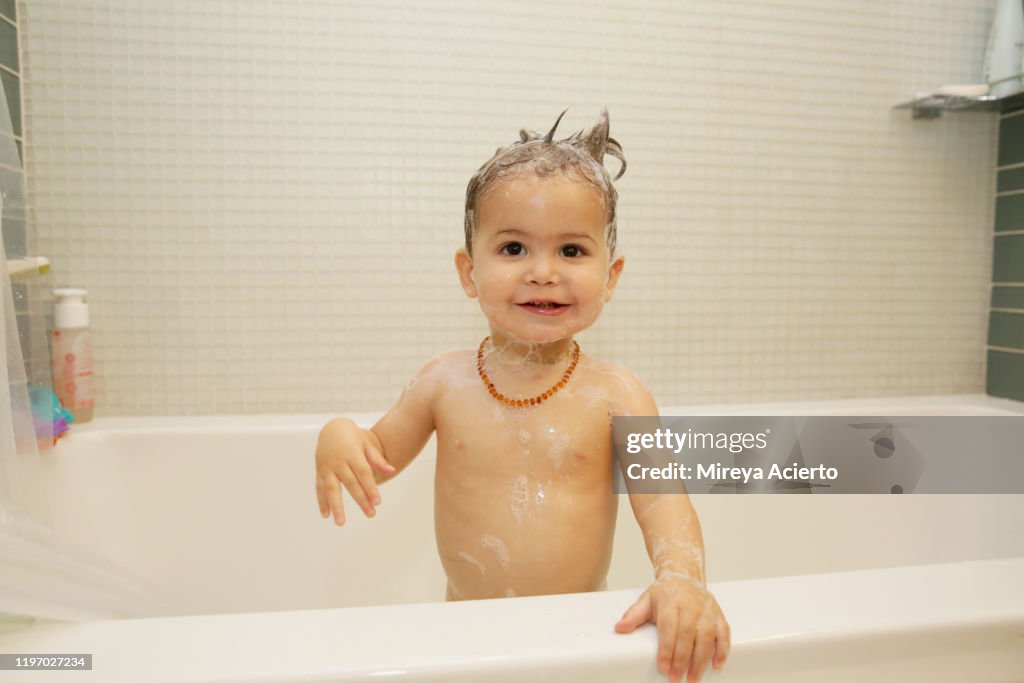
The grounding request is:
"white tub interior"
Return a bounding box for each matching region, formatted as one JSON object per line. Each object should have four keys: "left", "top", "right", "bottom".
{"left": 13, "top": 393, "right": 1024, "bottom": 618}
{"left": 4, "top": 393, "right": 1023, "bottom": 682}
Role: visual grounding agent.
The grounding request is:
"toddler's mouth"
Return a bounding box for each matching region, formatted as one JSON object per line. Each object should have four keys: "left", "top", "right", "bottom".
{"left": 518, "top": 300, "right": 569, "bottom": 316}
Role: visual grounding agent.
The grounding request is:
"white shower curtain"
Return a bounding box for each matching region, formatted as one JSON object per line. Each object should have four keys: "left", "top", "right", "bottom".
{"left": 0, "top": 77, "right": 176, "bottom": 622}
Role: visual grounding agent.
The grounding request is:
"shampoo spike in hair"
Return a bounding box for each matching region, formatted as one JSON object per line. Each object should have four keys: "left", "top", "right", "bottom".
{"left": 568, "top": 107, "right": 626, "bottom": 180}
{"left": 543, "top": 109, "right": 569, "bottom": 143}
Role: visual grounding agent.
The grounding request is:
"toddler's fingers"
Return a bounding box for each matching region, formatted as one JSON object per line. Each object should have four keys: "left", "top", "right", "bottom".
{"left": 365, "top": 443, "right": 396, "bottom": 476}
{"left": 685, "top": 625, "right": 716, "bottom": 683}
{"left": 351, "top": 454, "right": 383, "bottom": 509}
{"left": 337, "top": 464, "right": 377, "bottom": 518}
{"left": 668, "top": 609, "right": 697, "bottom": 683}
{"left": 614, "top": 592, "right": 651, "bottom": 633}
{"left": 316, "top": 476, "right": 329, "bottom": 518}
{"left": 712, "top": 617, "right": 731, "bottom": 669}
{"left": 322, "top": 474, "right": 346, "bottom": 526}
{"left": 656, "top": 608, "right": 680, "bottom": 678}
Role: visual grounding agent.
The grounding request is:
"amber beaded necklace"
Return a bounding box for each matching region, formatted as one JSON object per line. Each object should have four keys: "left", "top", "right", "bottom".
{"left": 476, "top": 335, "right": 580, "bottom": 407}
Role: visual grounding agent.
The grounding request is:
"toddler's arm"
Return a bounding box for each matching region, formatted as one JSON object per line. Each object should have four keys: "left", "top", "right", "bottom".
{"left": 315, "top": 356, "right": 440, "bottom": 525}
{"left": 610, "top": 373, "right": 730, "bottom": 683}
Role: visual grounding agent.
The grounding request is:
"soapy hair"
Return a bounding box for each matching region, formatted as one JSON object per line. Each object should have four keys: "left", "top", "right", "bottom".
{"left": 463, "top": 108, "right": 627, "bottom": 255}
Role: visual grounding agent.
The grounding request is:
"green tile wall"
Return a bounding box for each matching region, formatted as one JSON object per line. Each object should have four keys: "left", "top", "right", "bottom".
{"left": 0, "top": 12, "right": 18, "bottom": 262}
{"left": 1004, "top": 92, "right": 1024, "bottom": 115}
{"left": 0, "top": 20, "right": 16, "bottom": 73}
{"left": 988, "top": 106, "right": 1024, "bottom": 401}
{"left": 996, "top": 194, "right": 1024, "bottom": 232}
{"left": 999, "top": 115, "right": 1024, "bottom": 167}
{"left": 987, "top": 351, "right": 1024, "bottom": 398}
{"left": 994, "top": 235, "right": 1024, "bottom": 282}
{"left": 1, "top": 69, "right": 19, "bottom": 137}
{"left": 992, "top": 286, "right": 1024, "bottom": 310}
{"left": 988, "top": 311, "right": 1024, "bottom": 348}
{"left": 998, "top": 167, "right": 1024, "bottom": 193}
{"left": 0, "top": 4, "right": 18, "bottom": 163}
{"left": 0, "top": 5, "right": 34, "bottom": 393}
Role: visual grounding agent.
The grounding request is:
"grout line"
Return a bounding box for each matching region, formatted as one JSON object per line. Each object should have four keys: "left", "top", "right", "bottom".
{"left": 0, "top": 14, "right": 13, "bottom": 30}
{"left": 0, "top": 63, "right": 18, "bottom": 79}
{"left": 988, "top": 345, "right": 1024, "bottom": 355}
{"left": 996, "top": 188, "right": 1024, "bottom": 198}
{"left": 999, "top": 161, "right": 1024, "bottom": 172}
{"left": 991, "top": 308, "right": 1024, "bottom": 314}
{"left": 995, "top": 230, "right": 1024, "bottom": 237}
{"left": 1003, "top": 107, "right": 1024, "bottom": 121}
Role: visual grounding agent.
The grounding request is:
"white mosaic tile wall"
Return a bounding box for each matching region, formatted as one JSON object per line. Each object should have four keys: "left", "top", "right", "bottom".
{"left": 20, "top": 1, "right": 997, "bottom": 415}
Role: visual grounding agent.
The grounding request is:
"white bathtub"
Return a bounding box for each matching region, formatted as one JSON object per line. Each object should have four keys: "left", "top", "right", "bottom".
{"left": 2, "top": 393, "right": 1023, "bottom": 682}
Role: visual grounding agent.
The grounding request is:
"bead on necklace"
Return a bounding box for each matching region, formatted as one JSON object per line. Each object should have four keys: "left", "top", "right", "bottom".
{"left": 476, "top": 335, "right": 580, "bottom": 407}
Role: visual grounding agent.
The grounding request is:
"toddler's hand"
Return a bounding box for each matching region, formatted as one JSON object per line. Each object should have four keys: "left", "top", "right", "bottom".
{"left": 315, "top": 418, "right": 396, "bottom": 525}
{"left": 614, "top": 574, "right": 730, "bottom": 683}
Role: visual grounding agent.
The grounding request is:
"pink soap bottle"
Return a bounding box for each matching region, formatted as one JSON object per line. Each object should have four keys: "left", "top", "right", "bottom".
{"left": 51, "top": 288, "right": 95, "bottom": 424}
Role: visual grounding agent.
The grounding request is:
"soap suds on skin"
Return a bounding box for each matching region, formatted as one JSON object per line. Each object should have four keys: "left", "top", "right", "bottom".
{"left": 479, "top": 336, "right": 578, "bottom": 378}
{"left": 652, "top": 536, "right": 706, "bottom": 584}
{"left": 634, "top": 495, "right": 667, "bottom": 515}
{"left": 407, "top": 351, "right": 480, "bottom": 398}
{"left": 655, "top": 570, "right": 707, "bottom": 596}
{"left": 481, "top": 534, "right": 510, "bottom": 569}
{"left": 457, "top": 551, "right": 487, "bottom": 576}
{"left": 535, "top": 480, "right": 548, "bottom": 507}
{"left": 542, "top": 424, "right": 570, "bottom": 467}
{"left": 509, "top": 475, "right": 529, "bottom": 525}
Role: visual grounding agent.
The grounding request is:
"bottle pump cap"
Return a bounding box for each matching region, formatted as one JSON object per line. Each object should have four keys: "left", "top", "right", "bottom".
{"left": 53, "top": 288, "right": 90, "bottom": 329}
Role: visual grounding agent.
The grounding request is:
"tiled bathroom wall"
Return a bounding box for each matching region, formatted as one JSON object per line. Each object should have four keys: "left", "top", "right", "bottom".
{"left": 16, "top": 1, "right": 1008, "bottom": 415}
{"left": 1, "top": 0, "right": 50, "bottom": 394}
{"left": 988, "top": 98, "right": 1024, "bottom": 401}
{"left": 0, "top": 0, "right": 19, "bottom": 166}
{"left": 0, "top": 0, "right": 20, "bottom": 219}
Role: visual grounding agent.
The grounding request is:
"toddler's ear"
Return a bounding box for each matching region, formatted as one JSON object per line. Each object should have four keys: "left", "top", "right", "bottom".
{"left": 454, "top": 248, "right": 478, "bottom": 298}
{"left": 605, "top": 255, "right": 625, "bottom": 302}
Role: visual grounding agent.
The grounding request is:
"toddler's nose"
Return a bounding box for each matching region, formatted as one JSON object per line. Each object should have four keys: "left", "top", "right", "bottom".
{"left": 526, "top": 255, "right": 560, "bottom": 285}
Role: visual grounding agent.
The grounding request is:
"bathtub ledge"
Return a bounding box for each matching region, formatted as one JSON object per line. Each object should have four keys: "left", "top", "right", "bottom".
{"left": 0, "top": 557, "right": 1021, "bottom": 682}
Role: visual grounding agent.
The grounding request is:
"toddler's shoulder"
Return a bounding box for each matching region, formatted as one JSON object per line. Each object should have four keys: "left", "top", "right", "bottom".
{"left": 404, "top": 348, "right": 477, "bottom": 399}
{"left": 582, "top": 357, "right": 658, "bottom": 416}
{"left": 583, "top": 356, "right": 650, "bottom": 392}
{"left": 419, "top": 348, "right": 474, "bottom": 375}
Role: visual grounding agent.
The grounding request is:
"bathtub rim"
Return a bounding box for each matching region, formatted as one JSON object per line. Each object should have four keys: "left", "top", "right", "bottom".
{"left": 53, "top": 392, "right": 1024, "bottom": 437}
{"left": 0, "top": 557, "right": 1021, "bottom": 682}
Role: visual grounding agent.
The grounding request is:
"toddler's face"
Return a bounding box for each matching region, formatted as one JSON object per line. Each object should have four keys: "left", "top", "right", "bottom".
{"left": 456, "top": 175, "right": 624, "bottom": 344}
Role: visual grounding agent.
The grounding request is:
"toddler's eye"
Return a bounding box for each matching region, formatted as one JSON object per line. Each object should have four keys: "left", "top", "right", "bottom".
{"left": 561, "top": 244, "right": 585, "bottom": 258}
{"left": 500, "top": 242, "right": 524, "bottom": 256}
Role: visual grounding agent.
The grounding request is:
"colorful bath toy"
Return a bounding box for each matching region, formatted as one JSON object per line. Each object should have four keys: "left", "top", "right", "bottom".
{"left": 28, "top": 385, "right": 75, "bottom": 449}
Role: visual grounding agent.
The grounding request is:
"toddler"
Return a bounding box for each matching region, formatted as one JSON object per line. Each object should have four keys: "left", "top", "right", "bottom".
{"left": 315, "top": 109, "right": 730, "bottom": 683}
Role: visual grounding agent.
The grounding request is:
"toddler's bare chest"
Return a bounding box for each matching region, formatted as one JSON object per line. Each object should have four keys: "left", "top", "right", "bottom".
{"left": 435, "top": 394, "right": 614, "bottom": 477}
